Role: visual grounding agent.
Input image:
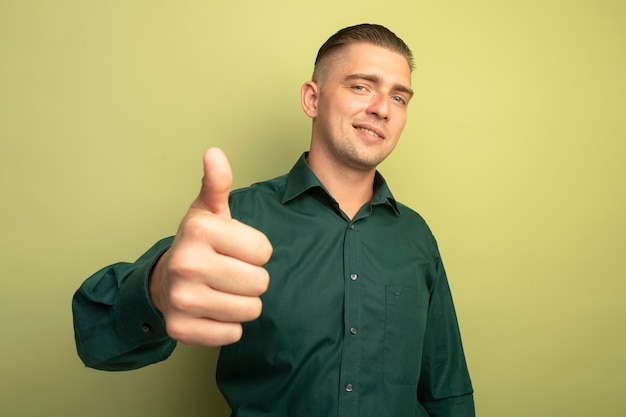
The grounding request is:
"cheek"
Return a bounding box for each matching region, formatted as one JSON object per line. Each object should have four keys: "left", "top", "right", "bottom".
{"left": 392, "top": 113, "right": 408, "bottom": 134}
{"left": 331, "top": 93, "right": 366, "bottom": 115}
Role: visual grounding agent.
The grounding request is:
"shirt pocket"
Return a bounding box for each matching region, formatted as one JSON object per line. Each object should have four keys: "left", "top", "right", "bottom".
{"left": 383, "top": 285, "right": 429, "bottom": 385}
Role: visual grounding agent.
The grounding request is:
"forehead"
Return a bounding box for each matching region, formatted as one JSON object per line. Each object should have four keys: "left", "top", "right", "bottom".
{"left": 320, "top": 42, "right": 412, "bottom": 85}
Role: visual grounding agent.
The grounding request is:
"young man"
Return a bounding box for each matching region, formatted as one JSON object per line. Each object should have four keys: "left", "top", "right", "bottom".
{"left": 73, "top": 24, "right": 475, "bottom": 416}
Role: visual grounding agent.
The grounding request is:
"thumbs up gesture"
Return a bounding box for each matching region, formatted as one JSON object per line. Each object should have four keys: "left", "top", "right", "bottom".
{"left": 149, "top": 148, "right": 273, "bottom": 346}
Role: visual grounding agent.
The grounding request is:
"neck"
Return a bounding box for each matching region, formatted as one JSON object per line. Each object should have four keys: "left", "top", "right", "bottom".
{"left": 306, "top": 151, "right": 376, "bottom": 219}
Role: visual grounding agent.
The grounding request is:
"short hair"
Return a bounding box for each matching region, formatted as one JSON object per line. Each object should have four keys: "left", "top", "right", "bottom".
{"left": 312, "top": 23, "right": 414, "bottom": 82}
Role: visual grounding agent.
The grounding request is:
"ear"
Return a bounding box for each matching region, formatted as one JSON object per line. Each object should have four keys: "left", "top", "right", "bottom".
{"left": 301, "top": 81, "right": 319, "bottom": 118}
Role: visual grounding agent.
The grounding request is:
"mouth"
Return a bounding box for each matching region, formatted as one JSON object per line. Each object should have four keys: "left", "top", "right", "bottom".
{"left": 353, "top": 124, "right": 385, "bottom": 140}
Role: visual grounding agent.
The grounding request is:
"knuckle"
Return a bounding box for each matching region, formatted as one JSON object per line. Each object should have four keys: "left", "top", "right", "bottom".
{"left": 168, "top": 286, "right": 196, "bottom": 312}
{"left": 181, "top": 213, "right": 209, "bottom": 233}
{"left": 167, "top": 250, "right": 194, "bottom": 276}
{"left": 165, "top": 319, "right": 187, "bottom": 342}
{"left": 167, "top": 247, "right": 210, "bottom": 279}
{"left": 179, "top": 212, "right": 223, "bottom": 242}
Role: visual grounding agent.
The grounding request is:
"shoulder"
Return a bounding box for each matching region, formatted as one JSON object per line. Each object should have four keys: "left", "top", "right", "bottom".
{"left": 394, "top": 200, "right": 442, "bottom": 256}
{"left": 395, "top": 200, "right": 430, "bottom": 229}
{"left": 228, "top": 173, "right": 288, "bottom": 219}
{"left": 230, "top": 173, "right": 287, "bottom": 200}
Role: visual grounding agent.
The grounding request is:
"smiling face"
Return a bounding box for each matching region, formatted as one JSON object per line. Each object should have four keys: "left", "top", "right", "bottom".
{"left": 302, "top": 42, "right": 413, "bottom": 174}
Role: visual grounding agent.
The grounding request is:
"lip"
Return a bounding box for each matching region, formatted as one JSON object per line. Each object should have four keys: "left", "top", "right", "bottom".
{"left": 353, "top": 123, "right": 386, "bottom": 140}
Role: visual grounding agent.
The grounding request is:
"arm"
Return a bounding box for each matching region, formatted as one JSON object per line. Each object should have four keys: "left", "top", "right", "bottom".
{"left": 72, "top": 237, "right": 176, "bottom": 370}
{"left": 72, "top": 148, "right": 272, "bottom": 370}
{"left": 417, "top": 235, "right": 475, "bottom": 417}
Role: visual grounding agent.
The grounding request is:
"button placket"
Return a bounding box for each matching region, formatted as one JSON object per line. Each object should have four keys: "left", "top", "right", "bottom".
{"left": 340, "top": 218, "right": 361, "bottom": 412}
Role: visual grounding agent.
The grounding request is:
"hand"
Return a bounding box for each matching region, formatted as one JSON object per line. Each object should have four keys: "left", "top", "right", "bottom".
{"left": 149, "top": 148, "right": 272, "bottom": 346}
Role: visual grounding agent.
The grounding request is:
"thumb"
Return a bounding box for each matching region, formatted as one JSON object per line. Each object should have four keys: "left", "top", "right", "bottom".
{"left": 193, "top": 148, "right": 232, "bottom": 218}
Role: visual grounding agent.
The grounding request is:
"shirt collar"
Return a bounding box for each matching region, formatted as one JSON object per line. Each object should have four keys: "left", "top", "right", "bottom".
{"left": 281, "top": 152, "right": 400, "bottom": 216}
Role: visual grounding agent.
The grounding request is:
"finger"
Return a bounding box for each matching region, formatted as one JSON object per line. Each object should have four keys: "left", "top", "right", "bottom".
{"left": 168, "top": 284, "right": 264, "bottom": 323}
{"left": 193, "top": 147, "right": 232, "bottom": 218}
{"left": 205, "top": 257, "right": 270, "bottom": 296}
{"left": 199, "top": 290, "right": 264, "bottom": 323}
{"left": 166, "top": 316, "right": 244, "bottom": 346}
{"left": 206, "top": 216, "right": 273, "bottom": 266}
{"left": 167, "top": 239, "right": 271, "bottom": 296}
{"left": 175, "top": 210, "right": 273, "bottom": 266}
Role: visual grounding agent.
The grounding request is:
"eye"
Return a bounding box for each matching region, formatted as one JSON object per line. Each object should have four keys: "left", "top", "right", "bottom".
{"left": 391, "top": 95, "right": 407, "bottom": 106}
{"left": 351, "top": 85, "right": 368, "bottom": 92}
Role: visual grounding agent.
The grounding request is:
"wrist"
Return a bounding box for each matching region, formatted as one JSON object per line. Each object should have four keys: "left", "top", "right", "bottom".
{"left": 148, "top": 249, "right": 169, "bottom": 314}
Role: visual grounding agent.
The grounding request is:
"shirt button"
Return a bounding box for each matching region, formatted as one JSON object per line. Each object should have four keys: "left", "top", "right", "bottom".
{"left": 350, "top": 273, "right": 357, "bottom": 281}
{"left": 142, "top": 323, "right": 153, "bottom": 334}
{"left": 345, "top": 383, "right": 353, "bottom": 392}
{"left": 349, "top": 224, "right": 355, "bottom": 230}
{"left": 350, "top": 327, "right": 357, "bottom": 335}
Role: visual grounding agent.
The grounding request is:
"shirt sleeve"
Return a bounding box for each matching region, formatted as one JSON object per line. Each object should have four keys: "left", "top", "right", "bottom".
{"left": 417, "top": 232, "right": 475, "bottom": 417}
{"left": 72, "top": 237, "right": 177, "bottom": 371}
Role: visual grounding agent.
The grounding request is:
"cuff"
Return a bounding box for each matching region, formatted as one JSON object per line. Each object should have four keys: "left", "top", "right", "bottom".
{"left": 117, "top": 237, "right": 173, "bottom": 343}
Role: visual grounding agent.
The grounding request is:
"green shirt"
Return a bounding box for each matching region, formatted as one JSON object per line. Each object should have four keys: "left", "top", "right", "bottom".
{"left": 73, "top": 153, "right": 474, "bottom": 417}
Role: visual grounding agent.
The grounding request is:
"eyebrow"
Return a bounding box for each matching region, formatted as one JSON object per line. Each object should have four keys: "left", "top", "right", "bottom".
{"left": 344, "top": 73, "right": 414, "bottom": 98}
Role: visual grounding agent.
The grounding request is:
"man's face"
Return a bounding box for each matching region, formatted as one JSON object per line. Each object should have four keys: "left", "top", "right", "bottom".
{"left": 306, "top": 42, "right": 413, "bottom": 172}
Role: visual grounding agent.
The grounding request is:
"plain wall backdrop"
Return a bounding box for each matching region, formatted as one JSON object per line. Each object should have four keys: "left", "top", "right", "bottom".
{"left": 1, "top": 1, "right": 624, "bottom": 416}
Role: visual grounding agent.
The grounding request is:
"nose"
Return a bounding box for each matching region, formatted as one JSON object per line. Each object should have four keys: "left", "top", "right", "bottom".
{"left": 367, "top": 93, "right": 390, "bottom": 120}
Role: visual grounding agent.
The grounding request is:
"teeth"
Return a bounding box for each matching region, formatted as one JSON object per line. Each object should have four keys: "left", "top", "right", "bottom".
{"left": 356, "top": 127, "right": 381, "bottom": 138}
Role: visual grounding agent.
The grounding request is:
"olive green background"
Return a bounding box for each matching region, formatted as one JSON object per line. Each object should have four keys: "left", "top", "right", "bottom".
{"left": 1, "top": 1, "right": 624, "bottom": 416}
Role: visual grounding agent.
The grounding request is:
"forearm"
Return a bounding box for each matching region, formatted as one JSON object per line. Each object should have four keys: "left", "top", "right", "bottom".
{"left": 72, "top": 237, "right": 176, "bottom": 371}
{"left": 422, "top": 393, "right": 475, "bottom": 417}
{"left": 418, "top": 235, "right": 475, "bottom": 416}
